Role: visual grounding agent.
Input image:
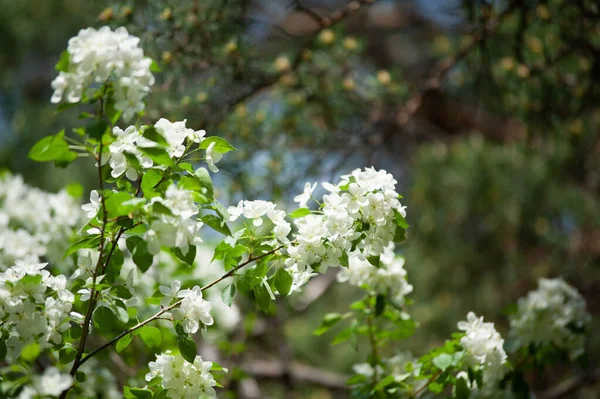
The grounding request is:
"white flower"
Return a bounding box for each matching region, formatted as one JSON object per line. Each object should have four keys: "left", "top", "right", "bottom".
{"left": 81, "top": 190, "right": 101, "bottom": 218}
{"left": 206, "top": 142, "right": 223, "bottom": 173}
{"left": 509, "top": 278, "right": 590, "bottom": 360}
{"left": 458, "top": 312, "right": 507, "bottom": 389}
{"left": 159, "top": 280, "right": 182, "bottom": 307}
{"left": 174, "top": 286, "right": 214, "bottom": 334}
{"left": 146, "top": 351, "right": 217, "bottom": 399}
{"left": 50, "top": 26, "right": 154, "bottom": 121}
{"left": 38, "top": 367, "right": 74, "bottom": 396}
{"left": 293, "top": 182, "right": 317, "bottom": 208}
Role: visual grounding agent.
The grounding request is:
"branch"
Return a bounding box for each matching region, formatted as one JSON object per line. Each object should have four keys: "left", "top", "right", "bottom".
{"left": 218, "top": 0, "right": 377, "bottom": 117}
{"left": 77, "top": 246, "right": 284, "bottom": 368}
{"left": 538, "top": 369, "right": 600, "bottom": 399}
{"left": 241, "top": 358, "right": 349, "bottom": 390}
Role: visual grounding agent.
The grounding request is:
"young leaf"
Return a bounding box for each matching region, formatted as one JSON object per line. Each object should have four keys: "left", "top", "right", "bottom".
{"left": 139, "top": 147, "right": 174, "bottom": 167}
{"left": 289, "top": 208, "right": 312, "bottom": 218}
{"left": 201, "top": 214, "right": 231, "bottom": 236}
{"left": 177, "top": 334, "right": 197, "bottom": 363}
{"left": 432, "top": 353, "right": 453, "bottom": 371}
{"left": 139, "top": 326, "right": 162, "bottom": 349}
{"left": 126, "top": 236, "right": 154, "bottom": 272}
{"left": 59, "top": 347, "right": 77, "bottom": 364}
{"left": 314, "top": 313, "right": 344, "bottom": 336}
{"left": 55, "top": 50, "right": 70, "bottom": 72}
{"left": 28, "top": 131, "right": 76, "bottom": 164}
{"left": 116, "top": 334, "right": 133, "bottom": 353}
{"left": 375, "top": 294, "right": 386, "bottom": 317}
{"left": 274, "top": 268, "right": 293, "bottom": 296}
{"left": 174, "top": 245, "right": 196, "bottom": 266}
{"left": 221, "top": 284, "right": 236, "bottom": 307}
{"left": 199, "top": 136, "right": 236, "bottom": 153}
{"left": 64, "top": 234, "right": 101, "bottom": 258}
{"left": 253, "top": 285, "right": 271, "bottom": 312}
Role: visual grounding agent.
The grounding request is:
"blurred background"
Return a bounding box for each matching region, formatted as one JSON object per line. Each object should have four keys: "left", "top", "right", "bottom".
{"left": 1, "top": 0, "right": 599, "bottom": 397}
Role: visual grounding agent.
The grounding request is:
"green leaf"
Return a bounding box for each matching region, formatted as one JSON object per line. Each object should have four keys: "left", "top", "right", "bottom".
{"left": 394, "top": 210, "right": 409, "bottom": 228}
{"left": 201, "top": 214, "right": 231, "bottom": 236}
{"left": 455, "top": 376, "right": 470, "bottom": 399}
{"left": 93, "top": 306, "right": 116, "bottom": 333}
{"left": 150, "top": 59, "right": 161, "bottom": 73}
{"left": 367, "top": 255, "right": 380, "bottom": 268}
{"left": 124, "top": 386, "right": 153, "bottom": 399}
{"left": 140, "top": 326, "right": 162, "bottom": 349}
{"left": 59, "top": 347, "right": 77, "bottom": 364}
{"left": 20, "top": 342, "right": 40, "bottom": 362}
{"left": 375, "top": 294, "right": 386, "bottom": 317}
{"left": 66, "top": 182, "right": 83, "bottom": 198}
{"left": 372, "top": 375, "right": 396, "bottom": 392}
{"left": 314, "top": 313, "right": 344, "bottom": 336}
{"left": 87, "top": 120, "right": 109, "bottom": 140}
{"left": 340, "top": 252, "right": 349, "bottom": 267}
{"left": 174, "top": 245, "right": 196, "bottom": 266}
{"left": 332, "top": 327, "right": 353, "bottom": 345}
{"left": 64, "top": 234, "right": 101, "bottom": 258}
{"left": 177, "top": 334, "right": 197, "bottom": 363}
{"left": 116, "top": 334, "right": 133, "bottom": 353}
{"left": 253, "top": 285, "right": 271, "bottom": 312}
{"left": 194, "top": 168, "right": 214, "bottom": 199}
{"left": 104, "top": 191, "right": 142, "bottom": 218}
{"left": 433, "top": 353, "right": 453, "bottom": 371}
{"left": 0, "top": 339, "right": 6, "bottom": 361}
{"left": 142, "top": 127, "right": 169, "bottom": 147}
{"left": 55, "top": 50, "right": 70, "bottom": 72}
{"left": 141, "top": 169, "right": 162, "bottom": 197}
{"left": 126, "top": 236, "right": 154, "bottom": 272}
{"left": 139, "top": 146, "right": 174, "bottom": 167}
{"left": 274, "top": 268, "right": 293, "bottom": 296}
{"left": 199, "top": 136, "right": 236, "bottom": 153}
{"left": 289, "top": 208, "right": 311, "bottom": 218}
{"left": 393, "top": 227, "right": 406, "bottom": 243}
{"left": 221, "top": 284, "right": 236, "bottom": 307}
{"left": 28, "top": 131, "right": 76, "bottom": 165}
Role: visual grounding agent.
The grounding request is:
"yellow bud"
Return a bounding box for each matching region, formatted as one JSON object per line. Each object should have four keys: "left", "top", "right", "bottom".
{"left": 343, "top": 37, "right": 358, "bottom": 51}
{"left": 500, "top": 57, "right": 515, "bottom": 71}
{"left": 98, "top": 8, "right": 113, "bottom": 21}
{"left": 160, "top": 7, "right": 173, "bottom": 20}
{"left": 181, "top": 96, "right": 191, "bottom": 106}
{"left": 195, "top": 92, "right": 208, "bottom": 103}
{"left": 301, "top": 49, "right": 312, "bottom": 61}
{"left": 432, "top": 35, "right": 451, "bottom": 54}
{"left": 255, "top": 110, "right": 267, "bottom": 122}
{"left": 536, "top": 4, "right": 550, "bottom": 20}
{"left": 235, "top": 105, "right": 248, "bottom": 117}
{"left": 579, "top": 57, "right": 591, "bottom": 71}
{"left": 161, "top": 51, "right": 173, "bottom": 64}
{"left": 280, "top": 73, "right": 297, "bottom": 87}
{"left": 526, "top": 37, "right": 543, "bottom": 54}
{"left": 319, "top": 29, "right": 335, "bottom": 45}
{"left": 122, "top": 6, "right": 133, "bottom": 17}
{"left": 225, "top": 41, "right": 238, "bottom": 54}
{"left": 569, "top": 119, "right": 583, "bottom": 135}
{"left": 343, "top": 77, "right": 355, "bottom": 90}
{"left": 274, "top": 56, "right": 291, "bottom": 72}
{"left": 377, "top": 70, "right": 391, "bottom": 85}
{"left": 516, "top": 64, "right": 530, "bottom": 78}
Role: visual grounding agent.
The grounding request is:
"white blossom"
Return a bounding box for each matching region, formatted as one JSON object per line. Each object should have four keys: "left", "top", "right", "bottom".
{"left": 50, "top": 26, "right": 154, "bottom": 120}
{"left": 81, "top": 190, "right": 101, "bottom": 218}
{"left": 458, "top": 312, "right": 507, "bottom": 389}
{"left": 509, "top": 278, "right": 590, "bottom": 360}
{"left": 293, "top": 182, "right": 317, "bottom": 208}
{"left": 205, "top": 142, "right": 223, "bottom": 173}
{"left": 145, "top": 351, "right": 217, "bottom": 399}
{"left": 173, "top": 286, "right": 214, "bottom": 334}
{"left": 17, "top": 367, "right": 73, "bottom": 399}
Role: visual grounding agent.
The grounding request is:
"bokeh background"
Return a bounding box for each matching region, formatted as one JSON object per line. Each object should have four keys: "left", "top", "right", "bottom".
{"left": 1, "top": 0, "right": 599, "bottom": 397}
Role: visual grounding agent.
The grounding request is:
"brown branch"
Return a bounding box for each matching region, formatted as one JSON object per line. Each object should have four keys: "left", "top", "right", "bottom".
{"left": 538, "top": 369, "right": 600, "bottom": 399}
{"left": 240, "top": 359, "right": 349, "bottom": 390}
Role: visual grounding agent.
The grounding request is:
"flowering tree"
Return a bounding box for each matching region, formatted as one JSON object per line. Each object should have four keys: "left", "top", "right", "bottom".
{"left": 0, "top": 20, "right": 593, "bottom": 399}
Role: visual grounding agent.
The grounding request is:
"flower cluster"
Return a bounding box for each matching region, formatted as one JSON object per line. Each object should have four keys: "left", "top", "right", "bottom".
{"left": 286, "top": 167, "right": 406, "bottom": 273}
{"left": 0, "top": 174, "right": 82, "bottom": 270}
{"left": 103, "top": 119, "right": 205, "bottom": 181}
{"left": 160, "top": 281, "right": 213, "bottom": 334}
{"left": 145, "top": 186, "right": 204, "bottom": 256}
{"left": 16, "top": 367, "right": 73, "bottom": 399}
{"left": 145, "top": 352, "right": 217, "bottom": 399}
{"left": 457, "top": 312, "right": 507, "bottom": 389}
{"left": 337, "top": 242, "right": 413, "bottom": 304}
{"left": 50, "top": 26, "right": 154, "bottom": 120}
{"left": 509, "top": 278, "right": 590, "bottom": 359}
{"left": 227, "top": 200, "right": 291, "bottom": 243}
{"left": 0, "top": 261, "right": 75, "bottom": 361}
